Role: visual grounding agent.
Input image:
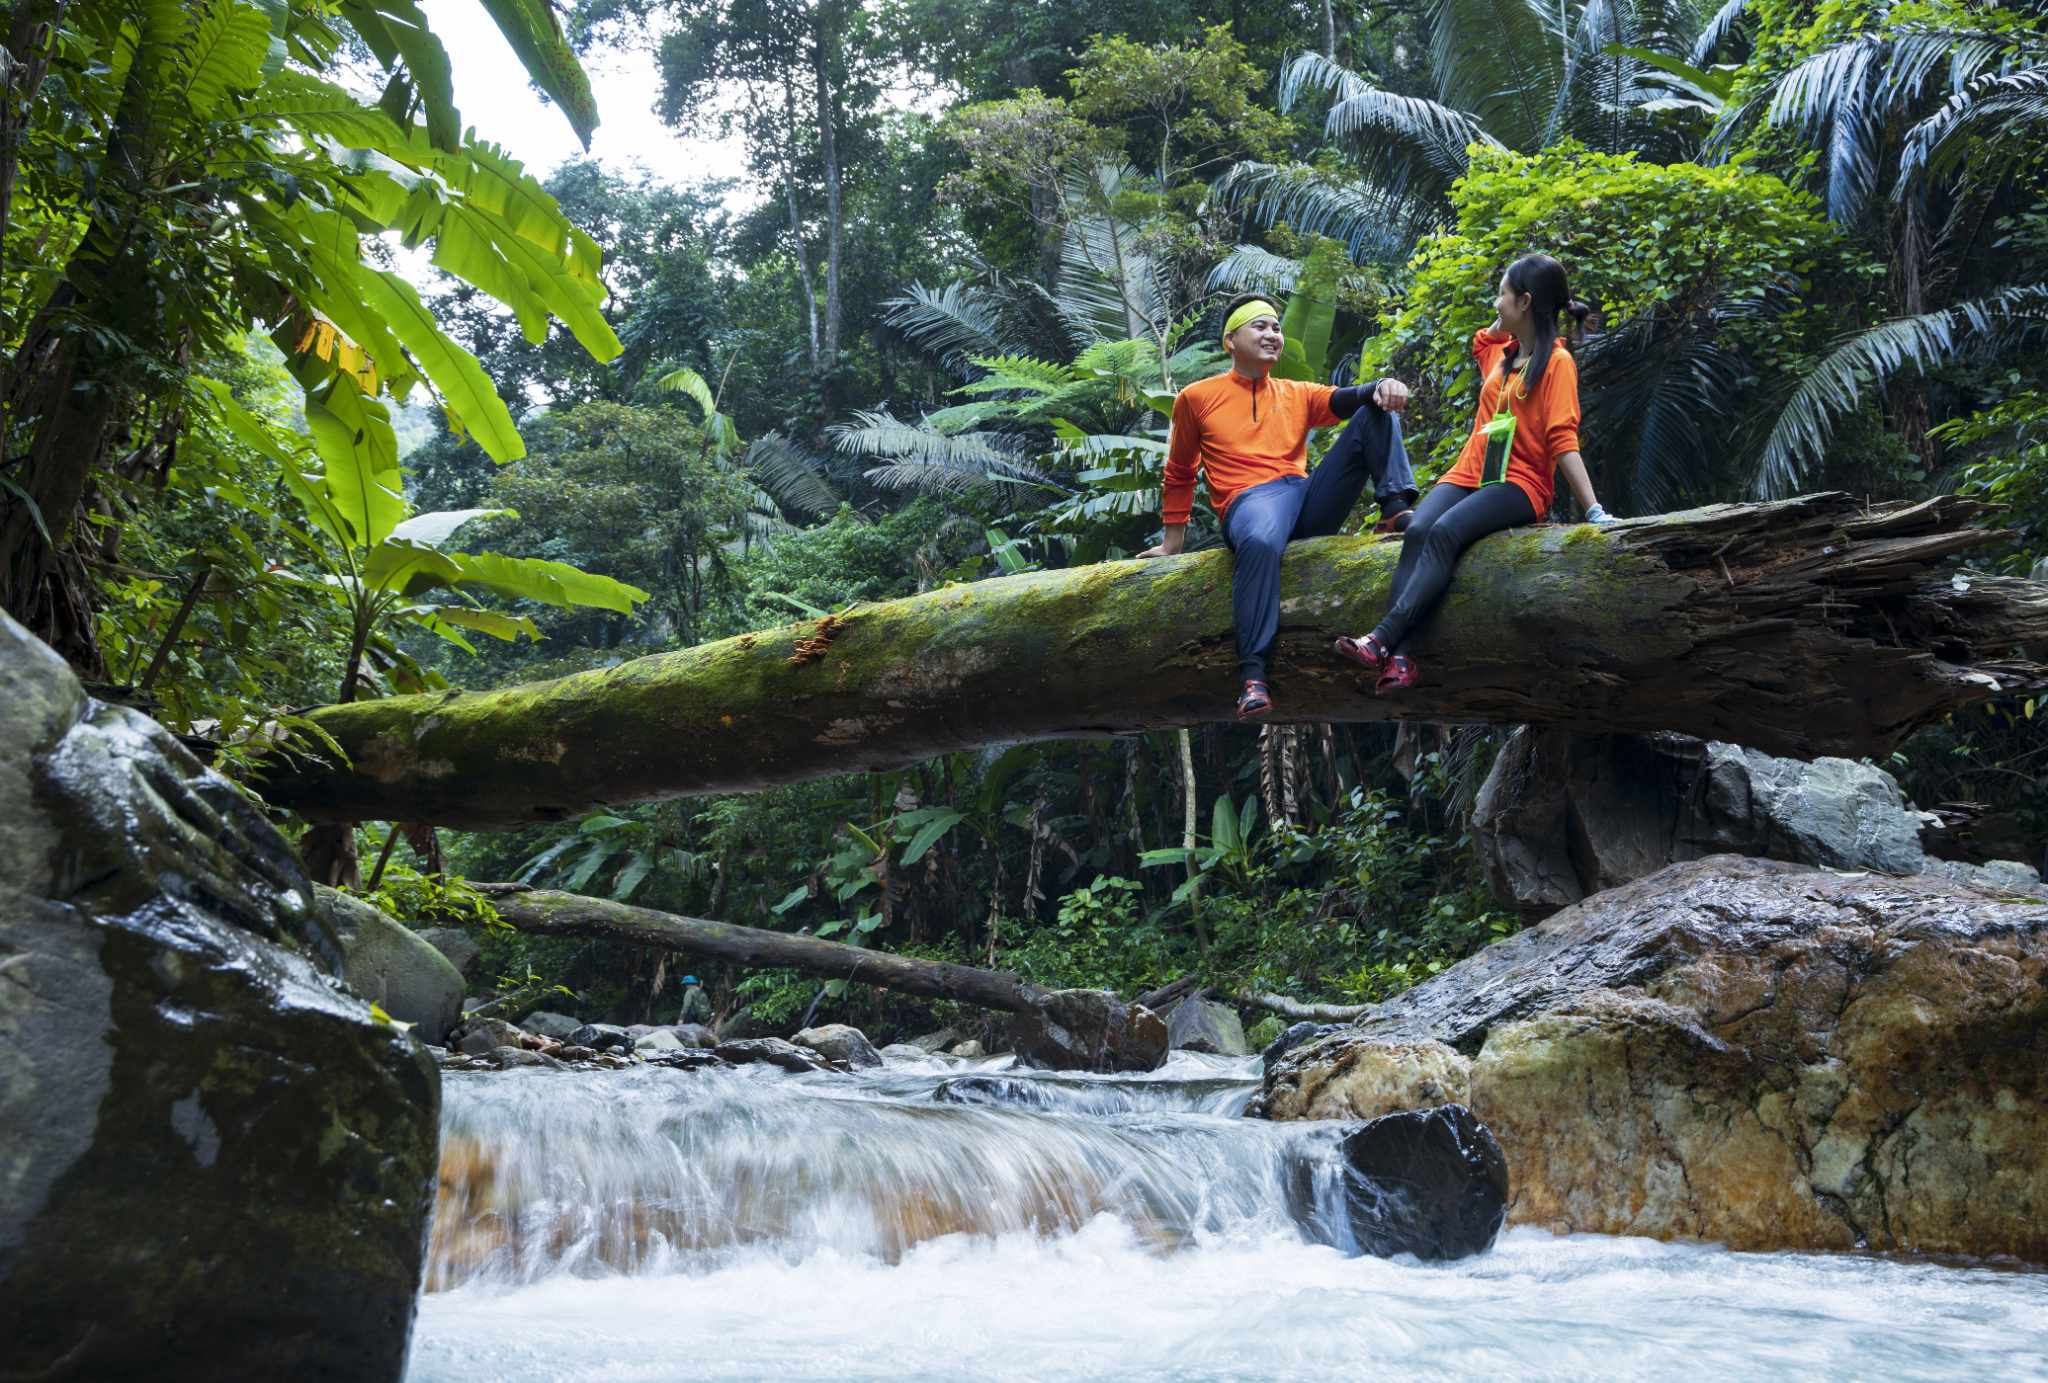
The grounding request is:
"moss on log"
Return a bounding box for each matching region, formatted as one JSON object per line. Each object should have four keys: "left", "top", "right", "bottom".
{"left": 266, "top": 494, "right": 2048, "bottom": 828}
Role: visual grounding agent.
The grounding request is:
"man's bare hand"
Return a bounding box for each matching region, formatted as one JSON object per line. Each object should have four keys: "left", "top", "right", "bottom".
{"left": 1372, "top": 377, "right": 1411, "bottom": 413}
{"left": 1139, "top": 523, "right": 1187, "bottom": 559}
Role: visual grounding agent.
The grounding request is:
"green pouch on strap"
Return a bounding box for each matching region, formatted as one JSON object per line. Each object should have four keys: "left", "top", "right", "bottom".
{"left": 1478, "top": 409, "right": 1516, "bottom": 486}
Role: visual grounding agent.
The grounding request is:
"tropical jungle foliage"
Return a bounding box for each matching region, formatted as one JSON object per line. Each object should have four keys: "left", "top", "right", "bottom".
{"left": 4, "top": 0, "right": 2044, "bottom": 1035}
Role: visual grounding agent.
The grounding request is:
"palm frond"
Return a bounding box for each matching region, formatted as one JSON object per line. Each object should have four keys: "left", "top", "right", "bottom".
{"left": 1206, "top": 245, "right": 1304, "bottom": 295}
{"left": 1581, "top": 304, "right": 1753, "bottom": 510}
{"left": 1689, "top": 0, "right": 1749, "bottom": 65}
{"left": 1754, "top": 284, "right": 2048, "bottom": 497}
{"left": 745, "top": 431, "right": 841, "bottom": 520}
{"left": 1054, "top": 172, "right": 1174, "bottom": 345}
{"left": 1211, "top": 162, "right": 1432, "bottom": 266}
{"left": 828, "top": 410, "right": 1018, "bottom": 470}
{"left": 954, "top": 353, "right": 1081, "bottom": 398}
{"left": 1429, "top": 0, "right": 1560, "bottom": 151}
{"left": 1897, "top": 64, "right": 2048, "bottom": 199}
{"left": 881, "top": 281, "right": 1012, "bottom": 373}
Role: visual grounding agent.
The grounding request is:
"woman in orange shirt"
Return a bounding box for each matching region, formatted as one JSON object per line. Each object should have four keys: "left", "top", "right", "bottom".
{"left": 1336, "top": 253, "right": 1615, "bottom": 692}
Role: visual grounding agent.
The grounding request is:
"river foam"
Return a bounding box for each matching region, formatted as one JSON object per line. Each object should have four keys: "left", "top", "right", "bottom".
{"left": 411, "top": 1054, "right": 2048, "bottom": 1381}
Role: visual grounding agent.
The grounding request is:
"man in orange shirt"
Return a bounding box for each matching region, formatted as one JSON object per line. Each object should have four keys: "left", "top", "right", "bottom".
{"left": 1139, "top": 293, "right": 1413, "bottom": 720}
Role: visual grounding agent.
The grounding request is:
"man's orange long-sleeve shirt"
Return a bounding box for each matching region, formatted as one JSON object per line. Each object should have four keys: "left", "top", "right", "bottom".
{"left": 1161, "top": 372, "right": 1342, "bottom": 525}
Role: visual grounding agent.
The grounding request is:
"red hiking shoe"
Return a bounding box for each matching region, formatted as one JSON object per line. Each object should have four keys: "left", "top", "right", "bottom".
{"left": 1334, "top": 634, "right": 1388, "bottom": 675}
{"left": 1372, "top": 508, "right": 1413, "bottom": 536}
{"left": 1375, "top": 654, "right": 1421, "bottom": 694}
{"left": 1235, "top": 679, "right": 1273, "bottom": 721}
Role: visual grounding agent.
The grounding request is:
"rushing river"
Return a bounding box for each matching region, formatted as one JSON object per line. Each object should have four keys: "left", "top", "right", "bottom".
{"left": 410, "top": 1052, "right": 2048, "bottom": 1382}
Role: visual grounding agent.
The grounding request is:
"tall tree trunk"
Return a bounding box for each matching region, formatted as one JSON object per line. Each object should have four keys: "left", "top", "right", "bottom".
{"left": 812, "top": 2, "right": 844, "bottom": 368}
{"left": 264, "top": 496, "right": 2048, "bottom": 828}
{"left": 1323, "top": 0, "right": 1337, "bottom": 60}
{"left": 779, "top": 82, "right": 820, "bottom": 374}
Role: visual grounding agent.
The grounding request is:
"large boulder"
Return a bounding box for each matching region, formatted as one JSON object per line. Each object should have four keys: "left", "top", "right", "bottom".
{"left": 792, "top": 1023, "right": 883, "bottom": 1069}
{"left": 1259, "top": 856, "right": 2048, "bottom": 1261}
{"left": 521, "top": 1010, "right": 581, "bottom": 1041}
{"left": 568, "top": 1023, "right": 633, "bottom": 1053}
{"left": 1164, "top": 996, "right": 1249, "bottom": 1056}
{"left": 415, "top": 926, "right": 482, "bottom": 983}
{"left": 1472, "top": 727, "right": 2041, "bottom": 919}
{"left": 1008, "top": 989, "right": 1168, "bottom": 1072}
{"left": 1289, "top": 1106, "right": 1509, "bottom": 1261}
{"left": 319, "top": 886, "right": 465, "bottom": 1046}
{"left": 456, "top": 1017, "right": 526, "bottom": 1056}
{"left": 0, "top": 614, "right": 438, "bottom": 1381}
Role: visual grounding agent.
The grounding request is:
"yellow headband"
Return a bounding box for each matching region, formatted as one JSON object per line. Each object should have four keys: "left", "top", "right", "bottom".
{"left": 1224, "top": 300, "right": 1281, "bottom": 340}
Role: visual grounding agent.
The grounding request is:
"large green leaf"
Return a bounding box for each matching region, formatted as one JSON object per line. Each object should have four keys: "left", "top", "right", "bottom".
{"left": 476, "top": 210, "right": 621, "bottom": 361}
{"left": 350, "top": 261, "right": 525, "bottom": 460}
{"left": 475, "top": 0, "right": 599, "bottom": 149}
{"left": 388, "top": 508, "right": 513, "bottom": 546}
{"left": 400, "top": 135, "right": 605, "bottom": 295}
{"left": 427, "top": 201, "right": 553, "bottom": 345}
{"left": 1274, "top": 236, "right": 1347, "bottom": 383}
{"left": 898, "top": 810, "right": 964, "bottom": 866}
{"left": 302, "top": 373, "right": 405, "bottom": 548}
{"left": 411, "top": 604, "right": 541, "bottom": 642}
{"left": 258, "top": 70, "right": 411, "bottom": 154}
{"left": 367, "top": 0, "right": 460, "bottom": 151}
{"left": 194, "top": 377, "right": 353, "bottom": 550}
{"left": 443, "top": 550, "right": 649, "bottom": 613}
{"left": 287, "top": 206, "right": 420, "bottom": 398}
{"left": 175, "top": 0, "right": 271, "bottom": 116}
{"left": 374, "top": 550, "right": 630, "bottom": 622}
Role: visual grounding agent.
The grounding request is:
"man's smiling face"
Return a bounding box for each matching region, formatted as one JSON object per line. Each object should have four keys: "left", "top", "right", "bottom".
{"left": 1228, "top": 315, "right": 1284, "bottom": 371}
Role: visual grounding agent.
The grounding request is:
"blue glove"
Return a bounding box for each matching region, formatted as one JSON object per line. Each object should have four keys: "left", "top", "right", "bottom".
{"left": 1585, "top": 503, "right": 1617, "bottom": 525}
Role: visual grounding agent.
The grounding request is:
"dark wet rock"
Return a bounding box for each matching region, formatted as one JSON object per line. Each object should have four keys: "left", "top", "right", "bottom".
{"left": 521, "top": 1009, "right": 581, "bottom": 1041}
{"left": 0, "top": 613, "right": 437, "bottom": 1382}
{"left": 319, "top": 886, "right": 465, "bottom": 1046}
{"left": 644, "top": 1049, "right": 734, "bottom": 1073}
{"left": 568, "top": 1023, "right": 633, "bottom": 1052}
{"left": 793, "top": 1023, "right": 883, "bottom": 1069}
{"left": 1261, "top": 1020, "right": 1342, "bottom": 1069}
{"left": 714, "top": 1037, "right": 836, "bottom": 1072}
{"left": 932, "top": 1075, "right": 1060, "bottom": 1110}
{"left": 1264, "top": 856, "right": 2048, "bottom": 1261}
{"left": 1473, "top": 727, "right": 2042, "bottom": 920}
{"left": 456, "top": 1018, "right": 525, "bottom": 1056}
{"left": 1009, "top": 989, "right": 1168, "bottom": 1073}
{"left": 1165, "top": 996, "right": 1249, "bottom": 1056}
{"left": 416, "top": 926, "right": 482, "bottom": 983}
{"left": 1291, "top": 1106, "right": 1509, "bottom": 1261}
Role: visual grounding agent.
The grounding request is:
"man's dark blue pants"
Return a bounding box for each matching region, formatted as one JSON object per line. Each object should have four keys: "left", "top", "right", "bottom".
{"left": 1222, "top": 403, "right": 1414, "bottom": 683}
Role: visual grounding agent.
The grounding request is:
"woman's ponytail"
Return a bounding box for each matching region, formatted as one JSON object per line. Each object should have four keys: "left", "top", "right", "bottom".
{"left": 1500, "top": 255, "right": 1587, "bottom": 390}
{"left": 1564, "top": 297, "right": 1596, "bottom": 341}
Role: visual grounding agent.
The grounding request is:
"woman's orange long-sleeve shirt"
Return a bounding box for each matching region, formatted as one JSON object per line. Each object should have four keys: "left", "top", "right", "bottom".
{"left": 1161, "top": 372, "right": 1342, "bottom": 524}
{"left": 1439, "top": 327, "right": 1580, "bottom": 515}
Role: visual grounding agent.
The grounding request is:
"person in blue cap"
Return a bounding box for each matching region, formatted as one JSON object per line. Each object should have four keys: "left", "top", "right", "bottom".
{"left": 677, "top": 973, "right": 713, "bottom": 1026}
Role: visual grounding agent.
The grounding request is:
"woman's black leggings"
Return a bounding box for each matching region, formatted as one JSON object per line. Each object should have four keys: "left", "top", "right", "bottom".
{"left": 1370, "top": 481, "right": 1536, "bottom": 652}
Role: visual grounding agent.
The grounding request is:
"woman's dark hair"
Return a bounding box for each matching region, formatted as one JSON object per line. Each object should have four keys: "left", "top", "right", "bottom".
{"left": 1498, "top": 253, "right": 1594, "bottom": 392}
{"left": 1220, "top": 291, "right": 1286, "bottom": 337}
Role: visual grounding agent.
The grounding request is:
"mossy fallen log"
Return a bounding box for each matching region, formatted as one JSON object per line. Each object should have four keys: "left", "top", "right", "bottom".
{"left": 266, "top": 494, "right": 2048, "bottom": 828}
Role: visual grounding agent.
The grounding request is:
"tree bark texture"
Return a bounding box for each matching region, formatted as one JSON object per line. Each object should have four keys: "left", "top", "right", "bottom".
{"left": 265, "top": 495, "right": 2048, "bottom": 828}
{"left": 479, "top": 886, "right": 1048, "bottom": 1014}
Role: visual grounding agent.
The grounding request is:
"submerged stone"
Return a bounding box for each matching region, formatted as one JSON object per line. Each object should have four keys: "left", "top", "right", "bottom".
{"left": 1290, "top": 1105, "right": 1509, "bottom": 1262}
{"left": 0, "top": 614, "right": 438, "bottom": 1382}
{"left": 715, "top": 1037, "right": 835, "bottom": 1072}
